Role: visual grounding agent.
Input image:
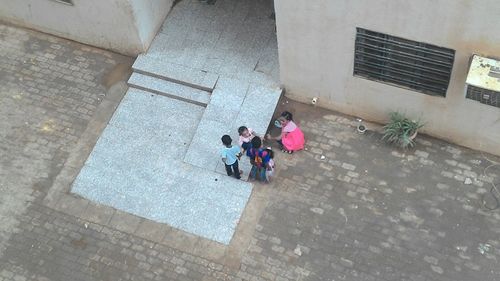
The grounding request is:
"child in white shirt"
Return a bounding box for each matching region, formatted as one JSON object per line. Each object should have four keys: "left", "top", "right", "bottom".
{"left": 238, "top": 126, "right": 257, "bottom": 156}
{"left": 265, "top": 148, "right": 275, "bottom": 182}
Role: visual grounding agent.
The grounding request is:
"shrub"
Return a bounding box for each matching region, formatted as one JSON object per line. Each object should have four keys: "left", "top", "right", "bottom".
{"left": 382, "top": 112, "right": 424, "bottom": 149}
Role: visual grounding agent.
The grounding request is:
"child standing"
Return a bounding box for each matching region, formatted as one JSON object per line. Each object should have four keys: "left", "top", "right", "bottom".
{"left": 248, "top": 137, "right": 271, "bottom": 182}
{"left": 265, "top": 148, "right": 275, "bottom": 182}
{"left": 238, "top": 126, "right": 257, "bottom": 156}
{"left": 221, "top": 135, "right": 242, "bottom": 180}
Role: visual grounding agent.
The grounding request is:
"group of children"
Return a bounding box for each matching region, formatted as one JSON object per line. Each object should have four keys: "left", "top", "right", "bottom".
{"left": 220, "top": 126, "right": 275, "bottom": 183}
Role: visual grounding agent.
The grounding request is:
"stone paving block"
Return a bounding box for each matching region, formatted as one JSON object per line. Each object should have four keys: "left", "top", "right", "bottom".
{"left": 81, "top": 202, "right": 115, "bottom": 225}
{"left": 135, "top": 219, "right": 170, "bottom": 243}
{"left": 54, "top": 195, "right": 89, "bottom": 218}
{"left": 192, "top": 238, "right": 226, "bottom": 261}
{"left": 109, "top": 210, "right": 142, "bottom": 233}
{"left": 162, "top": 229, "right": 200, "bottom": 254}
{"left": 128, "top": 72, "right": 211, "bottom": 106}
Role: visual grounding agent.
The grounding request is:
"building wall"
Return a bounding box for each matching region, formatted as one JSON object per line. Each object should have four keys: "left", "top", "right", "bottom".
{"left": 128, "top": 0, "right": 174, "bottom": 51}
{"left": 274, "top": 0, "right": 500, "bottom": 156}
{"left": 0, "top": 0, "right": 173, "bottom": 55}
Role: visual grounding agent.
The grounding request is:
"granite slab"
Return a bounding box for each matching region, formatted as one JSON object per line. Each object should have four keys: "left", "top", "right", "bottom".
{"left": 234, "top": 84, "right": 282, "bottom": 135}
{"left": 209, "top": 77, "right": 249, "bottom": 108}
{"left": 183, "top": 118, "right": 231, "bottom": 171}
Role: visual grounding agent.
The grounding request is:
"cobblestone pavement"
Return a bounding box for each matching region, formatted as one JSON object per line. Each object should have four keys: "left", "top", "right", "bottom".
{"left": 0, "top": 23, "right": 132, "bottom": 264}
{"left": 2, "top": 24, "right": 500, "bottom": 281}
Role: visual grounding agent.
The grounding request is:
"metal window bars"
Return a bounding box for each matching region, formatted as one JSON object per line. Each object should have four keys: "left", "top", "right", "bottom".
{"left": 354, "top": 28, "right": 455, "bottom": 97}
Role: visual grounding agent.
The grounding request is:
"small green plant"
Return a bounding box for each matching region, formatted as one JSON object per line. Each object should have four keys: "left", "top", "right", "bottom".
{"left": 382, "top": 112, "right": 424, "bottom": 149}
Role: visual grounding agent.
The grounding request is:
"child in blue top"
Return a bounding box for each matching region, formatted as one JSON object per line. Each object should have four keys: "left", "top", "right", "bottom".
{"left": 220, "top": 135, "right": 242, "bottom": 179}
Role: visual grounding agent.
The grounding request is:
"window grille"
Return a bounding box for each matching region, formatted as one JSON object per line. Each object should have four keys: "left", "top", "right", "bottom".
{"left": 354, "top": 28, "right": 455, "bottom": 97}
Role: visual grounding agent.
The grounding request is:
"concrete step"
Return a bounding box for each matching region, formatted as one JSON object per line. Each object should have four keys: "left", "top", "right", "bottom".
{"left": 127, "top": 72, "right": 211, "bottom": 107}
{"left": 132, "top": 54, "right": 219, "bottom": 92}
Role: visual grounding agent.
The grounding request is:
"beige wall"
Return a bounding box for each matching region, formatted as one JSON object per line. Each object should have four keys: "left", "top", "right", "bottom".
{"left": 275, "top": 0, "right": 500, "bottom": 156}
{"left": 0, "top": 0, "right": 173, "bottom": 55}
{"left": 129, "top": 0, "right": 174, "bottom": 51}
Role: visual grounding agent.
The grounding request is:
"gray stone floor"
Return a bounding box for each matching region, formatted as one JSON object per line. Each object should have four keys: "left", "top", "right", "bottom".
{"left": 2, "top": 17, "right": 500, "bottom": 281}
{"left": 134, "top": 0, "right": 280, "bottom": 88}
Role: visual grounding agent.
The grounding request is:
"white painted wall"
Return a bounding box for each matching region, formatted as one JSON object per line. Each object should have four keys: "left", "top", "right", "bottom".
{"left": 0, "top": 0, "right": 173, "bottom": 55}
{"left": 275, "top": 0, "right": 500, "bottom": 156}
{"left": 129, "top": 0, "right": 174, "bottom": 51}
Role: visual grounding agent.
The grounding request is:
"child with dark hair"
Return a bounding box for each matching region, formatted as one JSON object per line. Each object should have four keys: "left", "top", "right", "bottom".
{"left": 238, "top": 126, "right": 257, "bottom": 156}
{"left": 266, "top": 111, "right": 305, "bottom": 154}
{"left": 248, "top": 137, "right": 271, "bottom": 182}
{"left": 220, "top": 135, "right": 242, "bottom": 179}
{"left": 265, "top": 148, "right": 275, "bottom": 182}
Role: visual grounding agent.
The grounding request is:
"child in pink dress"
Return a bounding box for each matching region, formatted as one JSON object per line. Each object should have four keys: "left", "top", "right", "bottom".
{"left": 266, "top": 111, "right": 305, "bottom": 154}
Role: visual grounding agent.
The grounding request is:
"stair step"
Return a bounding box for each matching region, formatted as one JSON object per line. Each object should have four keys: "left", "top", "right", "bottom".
{"left": 127, "top": 72, "right": 211, "bottom": 107}
{"left": 132, "top": 55, "right": 219, "bottom": 92}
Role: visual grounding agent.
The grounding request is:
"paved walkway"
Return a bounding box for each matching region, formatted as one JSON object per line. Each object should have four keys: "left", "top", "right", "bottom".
{"left": 0, "top": 23, "right": 133, "bottom": 255}
{"left": 1, "top": 21, "right": 500, "bottom": 281}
